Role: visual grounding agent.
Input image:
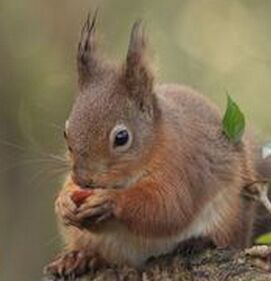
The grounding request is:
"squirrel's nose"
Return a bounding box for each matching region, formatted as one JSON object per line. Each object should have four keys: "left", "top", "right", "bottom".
{"left": 72, "top": 164, "right": 94, "bottom": 188}
{"left": 72, "top": 174, "right": 94, "bottom": 189}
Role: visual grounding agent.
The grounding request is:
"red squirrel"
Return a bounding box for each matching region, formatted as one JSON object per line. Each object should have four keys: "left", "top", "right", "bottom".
{"left": 44, "top": 13, "right": 270, "bottom": 278}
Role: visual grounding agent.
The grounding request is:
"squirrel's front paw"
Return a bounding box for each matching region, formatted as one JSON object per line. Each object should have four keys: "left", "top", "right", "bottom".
{"left": 55, "top": 191, "right": 81, "bottom": 228}
{"left": 75, "top": 189, "right": 117, "bottom": 228}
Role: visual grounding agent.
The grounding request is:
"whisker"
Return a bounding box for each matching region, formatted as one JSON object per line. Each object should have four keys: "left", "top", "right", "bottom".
{"left": 45, "top": 167, "right": 70, "bottom": 182}
{"left": 47, "top": 153, "right": 68, "bottom": 164}
{"left": 22, "top": 154, "right": 70, "bottom": 166}
{"left": 0, "top": 139, "right": 30, "bottom": 154}
{"left": 27, "top": 166, "right": 64, "bottom": 187}
{"left": 0, "top": 139, "right": 67, "bottom": 164}
{"left": 31, "top": 167, "right": 70, "bottom": 190}
{"left": 0, "top": 158, "right": 69, "bottom": 174}
{"left": 29, "top": 168, "right": 68, "bottom": 184}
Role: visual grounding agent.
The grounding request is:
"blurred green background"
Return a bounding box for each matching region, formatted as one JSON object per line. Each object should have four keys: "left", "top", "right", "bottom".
{"left": 1, "top": 0, "right": 271, "bottom": 280}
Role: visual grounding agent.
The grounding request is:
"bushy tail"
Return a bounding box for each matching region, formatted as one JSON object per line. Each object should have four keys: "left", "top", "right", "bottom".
{"left": 252, "top": 151, "right": 271, "bottom": 242}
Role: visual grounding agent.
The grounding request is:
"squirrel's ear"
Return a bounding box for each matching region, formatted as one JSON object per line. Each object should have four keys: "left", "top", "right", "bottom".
{"left": 124, "top": 21, "right": 154, "bottom": 110}
{"left": 77, "top": 11, "right": 101, "bottom": 88}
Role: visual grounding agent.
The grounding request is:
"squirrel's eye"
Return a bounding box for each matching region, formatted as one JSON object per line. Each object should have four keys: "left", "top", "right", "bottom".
{"left": 110, "top": 124, "right": 133, "bottom": 152}
{"left": 114, "top": 130, "right": 129, "bottom": 147}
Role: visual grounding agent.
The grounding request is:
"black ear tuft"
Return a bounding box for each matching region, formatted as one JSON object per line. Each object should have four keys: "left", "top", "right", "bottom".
{"left": 77, "top": 10, "right": 100, "bottom": 87}
{"left": 124, "top": 21, "right": 154, "bottom": 111}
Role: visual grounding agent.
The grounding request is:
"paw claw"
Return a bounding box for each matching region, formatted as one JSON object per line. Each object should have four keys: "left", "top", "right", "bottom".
{"left": 44, "top": 250, "right": 106, "bottom": 279}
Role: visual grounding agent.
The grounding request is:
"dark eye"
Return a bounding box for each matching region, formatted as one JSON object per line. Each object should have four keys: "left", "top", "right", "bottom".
{"left": 114, "top": 129, "right": 129, "bottom": 147}
{"left": 110, "top": 124, "right": 133, "bottom": 152}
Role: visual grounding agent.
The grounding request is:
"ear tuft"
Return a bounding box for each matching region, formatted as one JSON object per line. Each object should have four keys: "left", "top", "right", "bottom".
{"left": 127, "top": 20, "right": 146, "bottom": 62}
{"left": 124, "top": 21, "right": 154, "bottom": 111}
{"left": 77, "top": 10, "right": 100, "bottom": 87}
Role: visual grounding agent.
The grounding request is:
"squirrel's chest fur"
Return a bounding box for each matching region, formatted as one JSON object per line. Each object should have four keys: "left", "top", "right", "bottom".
{"left": 75, "top": 183, "right": 240, "bottom": 267}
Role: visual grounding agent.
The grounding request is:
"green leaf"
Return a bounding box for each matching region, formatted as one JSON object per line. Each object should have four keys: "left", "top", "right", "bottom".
{"left": 256, "top": 232, "right": 271, "bottom": 245}
{"left": 222, "top": 95, "right": 245, "bottom": 143}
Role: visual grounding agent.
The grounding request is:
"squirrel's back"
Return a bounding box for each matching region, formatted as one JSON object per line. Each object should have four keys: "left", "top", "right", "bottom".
{"left": 156, "top": 83, "right": 221, "bottom": 128}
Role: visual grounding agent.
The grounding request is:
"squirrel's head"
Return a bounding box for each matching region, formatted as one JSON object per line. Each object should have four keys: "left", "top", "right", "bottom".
{"left": 65, "top": 13, "right": 159, "bottom": 189}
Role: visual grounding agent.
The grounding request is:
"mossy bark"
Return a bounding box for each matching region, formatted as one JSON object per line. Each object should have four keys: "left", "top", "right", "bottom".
{"left": 81, "top": 242, "right": 271, "bottom": 281}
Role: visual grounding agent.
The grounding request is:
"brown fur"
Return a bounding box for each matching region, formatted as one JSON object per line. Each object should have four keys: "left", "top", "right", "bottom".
{"left": 44, "top": 13, "right": 268, "bottom": 278}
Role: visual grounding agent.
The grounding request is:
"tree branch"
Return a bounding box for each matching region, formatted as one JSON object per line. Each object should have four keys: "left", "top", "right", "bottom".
{"left": 43, "top": 239, "right": 271, "bottom": 281}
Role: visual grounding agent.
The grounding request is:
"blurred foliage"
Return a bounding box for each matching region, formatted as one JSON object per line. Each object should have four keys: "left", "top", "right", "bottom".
{"left": 1, "top": 1, "right": 271, "bottom": 280}
{"left": 262, "top": 141, "right": 271, "bottom": 159}
{"left": 256, "top": 232, "right": 271, "bottom": 245}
